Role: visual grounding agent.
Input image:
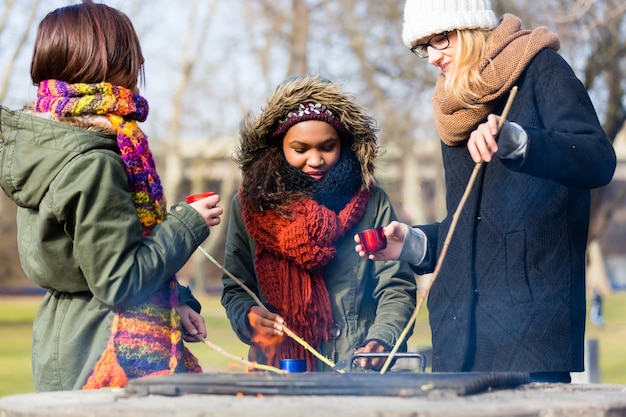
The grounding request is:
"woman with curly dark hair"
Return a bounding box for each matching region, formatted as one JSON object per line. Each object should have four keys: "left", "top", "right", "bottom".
{"left": 221, "top": 75, "right": 417, "bottom": 372}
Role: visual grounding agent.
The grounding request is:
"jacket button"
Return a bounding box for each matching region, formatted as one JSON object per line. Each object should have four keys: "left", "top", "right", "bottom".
{"left": 174, "top": 205, "right": 183, "bottom": 212}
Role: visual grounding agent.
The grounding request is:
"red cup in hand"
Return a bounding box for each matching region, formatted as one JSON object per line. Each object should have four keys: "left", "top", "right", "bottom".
{"left": 185, "top": 192, "right": 215, "bottom": 203}
{"left": 358, "top": 227, "right": 387, "bottom": 253}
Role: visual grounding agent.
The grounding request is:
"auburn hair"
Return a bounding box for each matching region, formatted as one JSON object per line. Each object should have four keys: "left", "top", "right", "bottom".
{"left": 30, "top": 0, "right": 144, "bottom": 90}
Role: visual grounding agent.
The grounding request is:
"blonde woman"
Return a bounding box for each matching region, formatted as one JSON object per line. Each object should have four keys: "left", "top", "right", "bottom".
{"left": 357, "top": 0, "right": 616, "bottom": 383}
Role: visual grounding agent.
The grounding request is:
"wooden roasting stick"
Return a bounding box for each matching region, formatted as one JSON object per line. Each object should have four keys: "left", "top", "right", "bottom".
{"left": 198, "top": 246, "right": 342, "bottom": 372}
{"left": 193, "top": 334, "right": 286, "bottom": 374}
{"left": 379, "top": 86, "right": 519, "bottom": 375}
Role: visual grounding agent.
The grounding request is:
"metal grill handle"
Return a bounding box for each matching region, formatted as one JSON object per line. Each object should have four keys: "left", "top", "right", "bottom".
{"left": 345, "top": 352, "right": 426, "bottom": 373}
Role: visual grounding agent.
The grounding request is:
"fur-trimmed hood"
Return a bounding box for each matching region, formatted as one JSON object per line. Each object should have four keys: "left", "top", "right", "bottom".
{"left": 236, "top": 75, "right": 380, "bottom": 190}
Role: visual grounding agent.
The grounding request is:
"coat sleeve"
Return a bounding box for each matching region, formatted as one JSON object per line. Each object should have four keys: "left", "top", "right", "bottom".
{"left": 408, "top": 222, "right": 441, "bottom": 276}
{"left": 178, "top": 283, "right": 202, "bottom": 313}
{"left": 502, "top": 49, "right": 616, "bottom": 189}
{"left": 220, "top": 194, "right": 259, "bottom": 345}
{"left": 50, "top": 150, "right": 210, "bottom": 308}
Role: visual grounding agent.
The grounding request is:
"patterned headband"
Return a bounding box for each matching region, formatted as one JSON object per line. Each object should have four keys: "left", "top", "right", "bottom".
{"left": 271, "top": 102, "right": 351, "bottom": 140}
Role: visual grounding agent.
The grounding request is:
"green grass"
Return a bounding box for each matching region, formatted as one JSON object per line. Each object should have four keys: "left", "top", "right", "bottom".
{"left": 184, "top": 298, "right": 249, "bottom": 372}
{"left": 1, "top": 292, "right": 625, "bottom": 397}
{"left": 584, "top": 292, "right": 626, "bottom": 383}
{"left": 0, "top": 297, "right": 38, "bottom": 396}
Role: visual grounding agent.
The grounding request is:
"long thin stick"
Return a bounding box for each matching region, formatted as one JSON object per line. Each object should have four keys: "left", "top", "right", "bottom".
{"left": 380, "top": 86, "right": 518, "bottom": 374}
{"left": 197, "top": 246, "right": 341, "bottom": 371}
{"left": 198, "top": 246, "right": 265, "bottom": 307}
{"left": 194, "top": 334, "right": 286, "bottom": 374}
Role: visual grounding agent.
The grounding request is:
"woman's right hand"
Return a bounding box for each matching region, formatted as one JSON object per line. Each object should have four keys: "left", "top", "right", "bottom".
{"left": 247, "top": 306, "right": 285, "bottom": 337}
{"left": 354, "top": 221, "right": 406, "bottom": 261}
{"left": 468, "top": 113, "right": 501, "bottom": 163}
{"left": 189, "top": 193, "right": 223, "bottom": 227}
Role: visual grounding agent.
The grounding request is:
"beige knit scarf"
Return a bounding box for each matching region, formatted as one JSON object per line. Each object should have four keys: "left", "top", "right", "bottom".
{"left": 433, "top": 14, "right": 560, "bottom": 146}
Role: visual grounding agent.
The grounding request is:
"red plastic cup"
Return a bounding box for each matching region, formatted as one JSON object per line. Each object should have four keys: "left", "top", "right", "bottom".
{"left": 358, "top": 227, "right": 387, "bottom": 253}
{"left": 185, "top": 191, "right": 215, "bottom": 203}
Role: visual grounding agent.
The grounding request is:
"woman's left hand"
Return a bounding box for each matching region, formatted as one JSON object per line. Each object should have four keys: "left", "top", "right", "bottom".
{"left": 354, "top": 340, "right": 388, "bottom": 370}
{"left": 354, "top": 221, "right": 405, "bottom": 261}
{"left": 178, "top": 303, "right": 208, "bottom": 342}
{"left": 468, "top": 114, "right": 501, "bottom": 163}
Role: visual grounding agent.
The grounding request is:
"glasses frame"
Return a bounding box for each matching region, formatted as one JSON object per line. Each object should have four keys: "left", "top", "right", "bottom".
{"left": 410, "top": 31, "right": 451, "bottom": 59}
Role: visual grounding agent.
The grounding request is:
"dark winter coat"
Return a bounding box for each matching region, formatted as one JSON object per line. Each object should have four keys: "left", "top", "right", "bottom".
{"left": 414, "top": 49, "right": 616, "bottom": 373}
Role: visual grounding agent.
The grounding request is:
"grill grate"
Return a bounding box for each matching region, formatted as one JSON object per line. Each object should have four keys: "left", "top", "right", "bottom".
{"left": 124, "top": 371, "right": 531, "bottom": 398}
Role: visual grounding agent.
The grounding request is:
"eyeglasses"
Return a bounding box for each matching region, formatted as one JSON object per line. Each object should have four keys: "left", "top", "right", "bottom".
{"left": 410, "top": 31, "right": 451, "bottom": 59}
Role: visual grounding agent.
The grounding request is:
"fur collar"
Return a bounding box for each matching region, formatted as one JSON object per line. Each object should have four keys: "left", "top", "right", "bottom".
{"left": 23, "top": 105, "right": 116, "bottom": 135}
{"left": 236, "top": 75, "right": 380, "bottom": 190}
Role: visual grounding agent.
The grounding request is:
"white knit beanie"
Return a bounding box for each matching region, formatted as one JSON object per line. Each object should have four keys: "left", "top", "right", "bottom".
{"left": 402, "top": 0, "right": 499, "bottom": 48}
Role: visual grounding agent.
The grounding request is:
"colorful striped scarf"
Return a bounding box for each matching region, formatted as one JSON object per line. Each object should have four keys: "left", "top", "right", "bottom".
{"left": 35, "top": 80, "right": 201, "bottom": 388}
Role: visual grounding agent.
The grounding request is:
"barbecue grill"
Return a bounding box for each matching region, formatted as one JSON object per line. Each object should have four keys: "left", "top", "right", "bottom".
{"left": 124, "top": 371, "right": 531, "bottom": 398}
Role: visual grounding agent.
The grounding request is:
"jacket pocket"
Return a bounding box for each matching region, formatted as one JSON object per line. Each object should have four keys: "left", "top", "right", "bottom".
{"left": 506, "top": 231, "right": 533, "bottom": 304}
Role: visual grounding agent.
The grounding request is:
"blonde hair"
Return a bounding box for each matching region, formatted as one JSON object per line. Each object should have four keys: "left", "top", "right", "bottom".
{"left": 444, "top": 29, "right": 492, "bottom": 108}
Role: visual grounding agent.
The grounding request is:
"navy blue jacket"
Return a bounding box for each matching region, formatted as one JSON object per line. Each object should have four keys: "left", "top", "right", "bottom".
{"left": 414, "top": 48, "right": 616, "bottom": 373}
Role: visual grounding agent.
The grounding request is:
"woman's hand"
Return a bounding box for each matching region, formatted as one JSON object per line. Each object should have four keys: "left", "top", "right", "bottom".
{"left": 189, "top": 193, "right": 223, "bottom": 227}
{"left": 354, "top": 340, "right": 388, "bottom": 370}
{"left": 468, "top": 113, "right": 501, "bottom": 163}
{"left": 354, "top": 221, "right": 406, "bottom": 261}
{"left": 247, "top": 306, "right": 285, "bottom": 338}
{"left": 178, "top": 303, "right": 207, "bottom": 342}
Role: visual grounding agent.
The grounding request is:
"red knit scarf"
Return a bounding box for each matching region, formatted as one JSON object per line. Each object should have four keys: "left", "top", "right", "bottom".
{"left": 241, "top": 187, "right": 371, "bottom": 370}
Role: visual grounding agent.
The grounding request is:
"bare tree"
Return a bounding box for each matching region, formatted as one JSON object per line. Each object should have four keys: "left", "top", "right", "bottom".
{"left": 286, "top": 0, "right": 310, "bottom": 75}
{"left": 1, "top": 0, "right": 624, "bottom": 291}
{"left": 0, "top": 0, "right": 40, "bottom": 103}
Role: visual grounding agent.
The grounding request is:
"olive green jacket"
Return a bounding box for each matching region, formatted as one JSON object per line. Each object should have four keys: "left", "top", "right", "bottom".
{"left": 221, "top": 187, "right": 417, "bottom": 371}
{"left": 0, "top": 107, "right": 210, "bottom": 391}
